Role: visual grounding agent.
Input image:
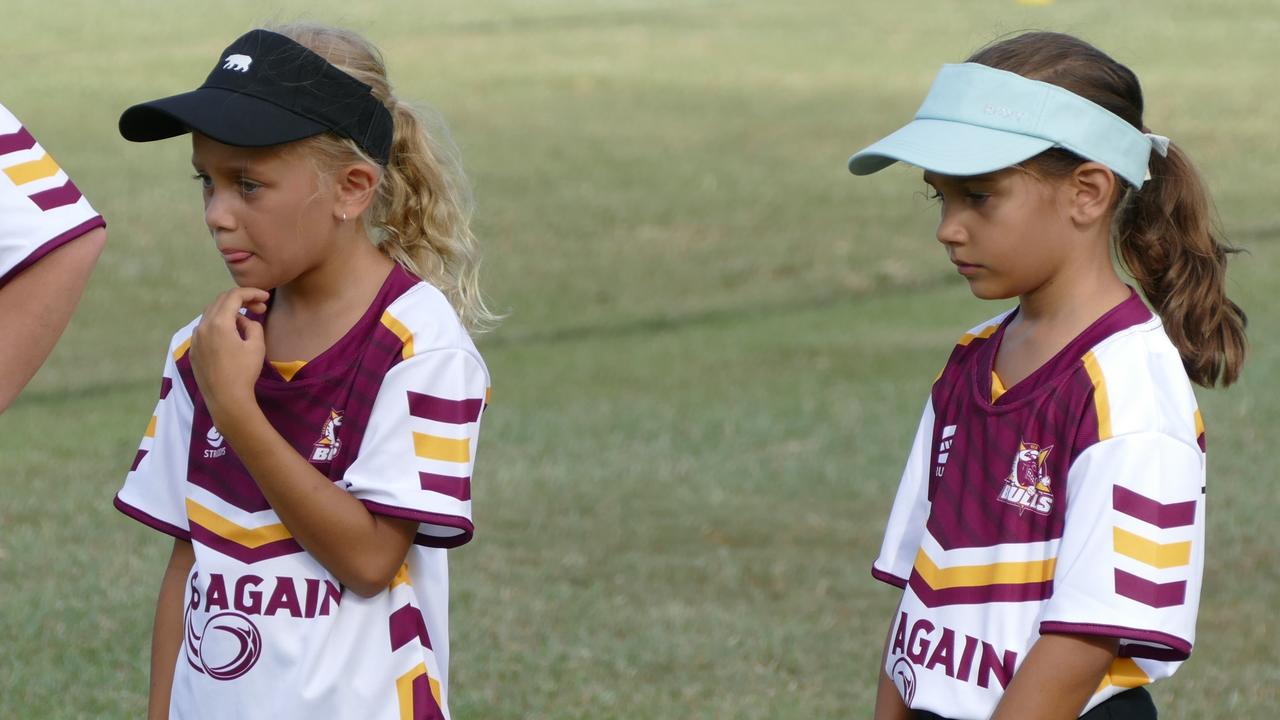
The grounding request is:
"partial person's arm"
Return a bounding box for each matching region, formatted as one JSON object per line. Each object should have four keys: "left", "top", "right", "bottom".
{"left": 873, "top": 614, "right": 911, "bottom": 720}
{"left": 0, "top": 225, "right": 105, "bottom": 412}
{"left": 189, "top": 288, "right": 416, "bottom": 597}
{"left": 990, "top": 633, "right": 1118, "bottom": 720}
{"left": 149, "top": 538, "right": 194, "bottom": 720}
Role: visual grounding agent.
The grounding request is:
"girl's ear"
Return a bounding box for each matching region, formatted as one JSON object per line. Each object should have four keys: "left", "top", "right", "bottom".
{"left": 1066, "top": 161, "right": 1119, "bottom": 228}
{"left": 333, "top": 162, "right": 380, "bottom": 222}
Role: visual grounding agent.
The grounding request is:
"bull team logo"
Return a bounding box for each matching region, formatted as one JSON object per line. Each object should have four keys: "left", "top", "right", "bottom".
{"left": 996, "top": 440, "right": 1055, "bottom": 516}
{"left": 185, "top": 606, "right": 262, "bottom": 681}
{"left": 311, "top": 409, "right": 343, "bottom": 462}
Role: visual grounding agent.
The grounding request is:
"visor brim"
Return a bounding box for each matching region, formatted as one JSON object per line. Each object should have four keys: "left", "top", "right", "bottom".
{"left": 848, "top": 118, "right": 1055, "bottom": 178}
{"left": 119, "top": 87, "right": 329, "bottom": 148}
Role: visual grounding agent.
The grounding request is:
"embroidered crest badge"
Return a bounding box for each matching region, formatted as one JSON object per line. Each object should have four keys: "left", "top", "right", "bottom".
{"left": 996, "top": 440, "right": 1054, "bottom": 515}
{"left": 310, "top": 409, "right": 343, "bottom": 462}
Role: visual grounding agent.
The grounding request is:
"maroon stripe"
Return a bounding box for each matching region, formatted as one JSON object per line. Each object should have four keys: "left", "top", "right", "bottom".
{"left": 418, "top": 472, "right": 471, "bottom": 501}
{"left": 160, "top": 377, "right": 173, "bottom": 400}
{"left": 363, "top": 500, "right": 475, "bottom": 548}
{"left": 389, "top": 603, "right": 432, "bottom": 651}
{"left": 407, "top": 391, "right": 483, "bottom": 424}
{"left": 871, "top": 565, "right": 908, "bottom": 589}
{"left": 1196, "top": 432, "right": 1205, "bottom": 453}
{"left": 412, "top": 672, "right": 445, "bottom": 720}
{"left": 29, "top": 178, "right": 83, "bottom": 211}
{"left": 1112, "top": 486, "right": 1196, "bottom": 528}
{"left": 0, "top": 215, "right": 104, "bottom": 288}
{"left": 1038, "top": 621, "right": 1191, "bottom": 660}
{"left": 1114, "top": 569, "right": 1187, "bottom": 608}
{"left": 908, "top": 571, "right": 1053, "bottom": 608}
{"left": 113, "top": 495, "right": 191, "bottom": 540}
{"left": 129, "top": 448, "right": 149, "bottom": 472}
{"left": 189, "top": 522, "right": 304, "bottom": 564}
{"left": 0, "top": 126, "right": 37, "bottom": 154}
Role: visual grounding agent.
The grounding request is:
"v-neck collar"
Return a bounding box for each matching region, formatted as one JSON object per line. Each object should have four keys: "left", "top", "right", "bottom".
{"left": 253, "top": 264, "right": 414, "bottom": 386}
{"left": 976, "top": 288, "right": 1152, "bottom": 409}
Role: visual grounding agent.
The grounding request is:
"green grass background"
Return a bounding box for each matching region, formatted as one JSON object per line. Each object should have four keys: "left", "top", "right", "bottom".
{"left": 1, "top": 1, "right": 1277, "bottom": 717}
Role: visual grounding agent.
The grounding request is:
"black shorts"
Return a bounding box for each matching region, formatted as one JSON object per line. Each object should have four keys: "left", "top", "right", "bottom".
{"left": 913, "top": 687, "right": 1157, "bottom": 720}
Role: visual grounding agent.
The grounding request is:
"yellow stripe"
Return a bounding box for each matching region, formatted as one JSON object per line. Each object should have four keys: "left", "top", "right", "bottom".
{"left": 991, "top": 371, "right": 1008, "bottom": 403}
{"left": 913, "top": 549, "right": 1055, "bottom": 590}
{"left": 380, "top": 311, "right": 415, "bottom": 360}
{"left": 1096, "top": 657, "right": 1151, "bottom": 692}
{"left": 173, "top": 337, "right": 192, "bottom": 361}
{"left": 1113, "top": 527, "right": 1192, "bottom": 569}
{"left": 144, "top": 415, "right": 158, "bottom": 438}
{"left": 185, "top": 499, "right": 292, "bottom": 548}
{"left": 390, "top": 563, "right": 412, "bottom": 589}
{"left": 1082, "top": 351, "right": 1112, "bottom": 440}
{"left": 1194, "top": 408, "right": 1204, "bottom": 437}
{"left": 957, "top": 324, "right": 999, "bottom": 346}
{"left": 270, "top": 359, "right": 307, "bottom": 381}
{"left": 3, "top": 152, "right": 60, "bottom": 185}
{"left": 396, "top": 664, "right": 427, "bottom": 720}
{"left": 485, "top": 386, "right": 492, "bottom": 405}
{"left": 395, "top": 664, "right": 441, "bottom": 717}
{"left": 413, "top": 432, "right": 470, "bottom": 463}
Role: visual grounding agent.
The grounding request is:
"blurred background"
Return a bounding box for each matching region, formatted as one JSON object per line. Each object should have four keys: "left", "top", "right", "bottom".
{"left": 1, "top": 1, "right": 1276, "bottom": 717}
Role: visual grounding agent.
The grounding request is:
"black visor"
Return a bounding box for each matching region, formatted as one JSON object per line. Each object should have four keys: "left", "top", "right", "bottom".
{"left": 119, "top": 29, "right": 393, "bottom": 165}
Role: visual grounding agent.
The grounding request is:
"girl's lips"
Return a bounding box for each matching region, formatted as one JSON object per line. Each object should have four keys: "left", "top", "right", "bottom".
{"left": 954, "top": 262, "right": 981, "bottom": 277}
{"left": 221, "top": 250, "right": 253, "bottom": 264}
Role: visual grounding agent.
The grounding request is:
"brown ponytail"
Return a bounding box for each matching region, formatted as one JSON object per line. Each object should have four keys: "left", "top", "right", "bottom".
{"left": 969, "top": 31, "right": 1247, "bottom": 386}
{"left": 1113, "top": 143, "right": 1246, "bottom": 386}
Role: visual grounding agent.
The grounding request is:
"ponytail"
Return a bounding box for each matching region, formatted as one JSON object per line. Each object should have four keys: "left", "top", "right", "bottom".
{"left": 268, "top": 22, "right": 501, "bottom": 334}
{"left": 969, "top": 31, "right": 1247, "bottom": 387}
{"left": 1115, "top": 142, "right": 1247, "bottom": 387}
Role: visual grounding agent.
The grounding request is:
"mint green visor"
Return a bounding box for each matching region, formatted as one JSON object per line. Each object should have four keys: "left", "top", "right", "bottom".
{"left": 848, "top": 63, "right": 1157, "bottom": 188}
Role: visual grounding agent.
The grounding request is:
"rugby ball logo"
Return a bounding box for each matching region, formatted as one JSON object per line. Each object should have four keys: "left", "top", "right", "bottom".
{"left": 185, "top": 608, "right": 263, "bottom": 681}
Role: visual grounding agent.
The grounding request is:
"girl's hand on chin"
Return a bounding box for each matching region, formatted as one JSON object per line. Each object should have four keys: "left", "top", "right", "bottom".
{"left": 190, "top": 286, "right": 270, "bottom": 428}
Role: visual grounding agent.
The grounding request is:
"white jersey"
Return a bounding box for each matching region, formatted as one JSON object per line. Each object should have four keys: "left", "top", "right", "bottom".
{"left": 116, "top": 266, "right": 488, "bottom": 720}
{"left": 874, "top": 292, "right": 1205, "bottom": 718}
{"left": 0, "top": 102, "right": 103, "bottom": 287}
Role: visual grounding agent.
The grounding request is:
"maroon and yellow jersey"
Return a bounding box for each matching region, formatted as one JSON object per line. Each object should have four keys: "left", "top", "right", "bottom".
{"left": 116, "top": 265, "right": 489, "bottom": 720}
{"left": 0, "top": 102, "right": 104, "bottom": 288}
{"left": 874, "top": 291, "right": 1205, "bottom": 718}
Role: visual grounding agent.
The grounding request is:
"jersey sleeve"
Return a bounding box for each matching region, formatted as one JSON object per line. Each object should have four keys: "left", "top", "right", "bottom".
{"left": 873, "top": 397, "right": 936, "bottom": 588}
{"left": 342, "top": 347, "right": 489, "bottom": 548}
{"left": 0, "top": 102, "right": 105, "bottom": 288}
{"left": 1039, "top": 432, "right": 1204, "bottom": 661}
{"left": 114, "top": 335, "right": 196, "bottom": 539}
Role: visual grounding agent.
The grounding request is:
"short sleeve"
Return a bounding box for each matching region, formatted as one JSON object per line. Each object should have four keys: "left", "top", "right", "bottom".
{"left": 114, "top": 339, "right": 196, "bottom": 539}
{"left": 343, "top": 347, "right": 489, "bottom": 548}
{"left": 873, "top": 397, "right": 937, "bottom": 588}
{"left": 0, "top": 102, "right": 104, "bottom": 288}
{"left": 1039, "top": 432, "right": 1204, "bottom": 661}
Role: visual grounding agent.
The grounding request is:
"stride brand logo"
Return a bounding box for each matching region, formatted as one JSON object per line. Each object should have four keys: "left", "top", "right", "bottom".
{"left": 935, "top": 425, "right": 957, "bottom": 478}
{"left": 204, "top": 426, "right": 227, "bottom": 459}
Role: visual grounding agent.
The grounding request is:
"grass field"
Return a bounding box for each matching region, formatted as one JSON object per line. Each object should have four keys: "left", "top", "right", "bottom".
{"left": 2, "top": 1, "right": 1278, "bottom": 717}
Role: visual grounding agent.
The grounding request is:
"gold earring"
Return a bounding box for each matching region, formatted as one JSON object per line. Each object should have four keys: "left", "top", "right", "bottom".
{"left": 341, "top": 212, "right": 348, "bottom": 223}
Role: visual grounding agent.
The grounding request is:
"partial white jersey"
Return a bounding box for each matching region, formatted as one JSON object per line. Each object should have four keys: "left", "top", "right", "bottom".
{"left": 873, "top": 292, "right": 1205, "bottom": 718}
{"left": 116, "top": 267, "right": 489, "bottom": 720}
{"left": 0, "top": 102, "right": 103, "bottom": 287}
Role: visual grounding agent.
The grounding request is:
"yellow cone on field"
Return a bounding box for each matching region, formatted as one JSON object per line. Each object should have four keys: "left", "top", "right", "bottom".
{"left": 1016, "top": 0, "right": 1054, "bottom": 5}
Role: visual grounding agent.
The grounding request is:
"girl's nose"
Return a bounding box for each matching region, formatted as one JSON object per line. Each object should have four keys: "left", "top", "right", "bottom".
{"left": 204, "top": 190, "right": 236, "bottom": 235}
{"left": 935, "top": 205, "right": 965, "bottom": 247}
